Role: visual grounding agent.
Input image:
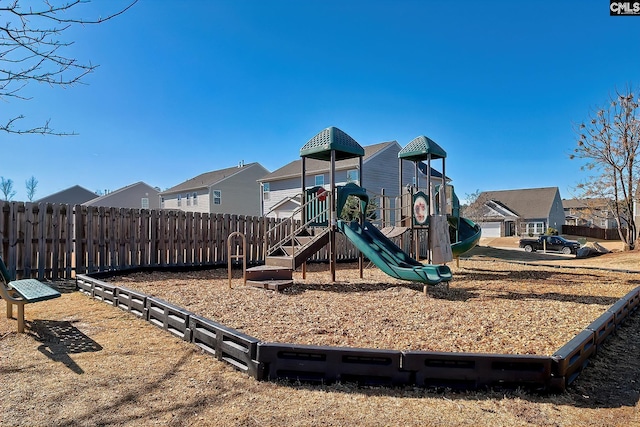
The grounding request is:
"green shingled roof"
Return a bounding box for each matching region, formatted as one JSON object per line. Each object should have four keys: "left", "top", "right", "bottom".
{"left": 300, "top": 127, "right": 365, "bottom": 161}
{"left": 398, "top": 135, "right": 447, "bottom": 161}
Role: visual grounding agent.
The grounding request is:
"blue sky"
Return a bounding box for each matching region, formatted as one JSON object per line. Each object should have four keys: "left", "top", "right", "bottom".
{"left": 2, "top": 0, "right": 639, "bottom": 203}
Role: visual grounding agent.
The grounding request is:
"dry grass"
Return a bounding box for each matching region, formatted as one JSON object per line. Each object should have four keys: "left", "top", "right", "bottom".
{"left": 1, "top": 247, "right": 639, "bottom": 426}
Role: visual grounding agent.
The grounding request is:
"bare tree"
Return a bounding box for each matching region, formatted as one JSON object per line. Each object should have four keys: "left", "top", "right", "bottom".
{"left": 571, "top": 85, "right": 639, "bottom": 250}
{"left": 0, "top": 176, "right": 17, "bottom": 200}
{"left": 0, "top": 0, "right": 138, "bottom": 135}
{"left": 462, "top": 189, "right": 491, "bottom": 225}
{"left": 25, "top": 175, "right": 38, "bottom": 201}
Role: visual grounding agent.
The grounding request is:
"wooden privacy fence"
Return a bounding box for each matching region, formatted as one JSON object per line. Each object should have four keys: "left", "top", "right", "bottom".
{"left": 562, "top": 225, "right": 625, "bottom": 241}
{"left": 0, "top": 202, "right": 363, "bottom": 280}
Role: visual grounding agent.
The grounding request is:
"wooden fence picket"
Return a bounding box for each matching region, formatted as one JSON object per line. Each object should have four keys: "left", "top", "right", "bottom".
{"left": 37, "top": 203, "right": 46, "bottom": 278}
{"left": 51, "top": 204, "right": 61, "bottom": 279}
{"left": 0, "top": 201, "right": 370, "bottom": 279}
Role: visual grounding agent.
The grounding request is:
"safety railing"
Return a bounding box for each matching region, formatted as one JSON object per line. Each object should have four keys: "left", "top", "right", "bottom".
{"left": 264, "top": 190, "right": 331, "bottom": 258}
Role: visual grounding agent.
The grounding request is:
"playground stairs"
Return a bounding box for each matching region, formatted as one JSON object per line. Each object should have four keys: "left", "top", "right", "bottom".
{"left": 265, "top": 227, "right": 330, "bottom": 269}
{"left": 245, "top": 265, "right": 294, "bottom": 291}
{"left": 246, "top": 227, "right": 331, "bottom": 291}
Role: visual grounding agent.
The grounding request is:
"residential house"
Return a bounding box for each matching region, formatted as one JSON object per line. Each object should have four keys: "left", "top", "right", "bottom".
{"left": 83, "top": 182, "right": 160, "bottom": 209}
{"left": 563, "top": 198, "right": 618, "bottom": 229}
{"left": 474, "top": 187, "right": 565, "bottom": 237}
{"left": 258, "top": 141, "right": 446, "bottom": 221}
{"left": 160, "top": 162, "right": 269, "bottom": 216}
{"left": 35, "top": 185, "right": 97, "bottom": 205}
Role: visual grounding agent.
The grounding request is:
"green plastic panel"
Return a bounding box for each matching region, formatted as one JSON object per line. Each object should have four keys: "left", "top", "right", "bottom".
{"left": 8, "top": 279, "right": 61, "bottom": 302}
{"left": 450, "top": 217, "right": 482, "bottom": 257}
{"left": 305, "top": 186, "right": 329, "bottom": 226}
{"left": 336, "top": 183, "right": 369, "bottom": 218}
{"left": 398, "top": 135, "right": 447, "bottom": 161}
{"left": 0, "top": 256, "right": 13, "bottom": 283}
{"left": 300, "top": 127, "right": 365, "bottom": 161}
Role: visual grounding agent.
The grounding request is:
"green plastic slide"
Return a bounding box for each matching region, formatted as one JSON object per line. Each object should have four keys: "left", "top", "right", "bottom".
{"left": 336, "top": 220, "right": 452, "bottom": 285}
{"left": 451, "top": 217, "right": 482, "bottom": 257}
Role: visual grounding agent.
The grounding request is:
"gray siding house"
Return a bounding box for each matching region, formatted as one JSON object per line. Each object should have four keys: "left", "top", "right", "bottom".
{"left": 259, "top": 141, "right": 446, "bottom": 220}
{"left": 563, "top": 198, "right": 618, "bottom": 229}
{"left": 35, "top": 185, "right": 97, "bottom": 205}
{"left": 83, "top": 182, "right": 160, "bottom": 209}
{"left": 160, "top": 162, "right": 269, "bottom": 216}
{"left": 476, "top": 187, "right": 565, "bottom": 237}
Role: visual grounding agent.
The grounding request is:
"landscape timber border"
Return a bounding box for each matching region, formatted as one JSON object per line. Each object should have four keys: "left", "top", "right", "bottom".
{"left": 76, "top": 268, "right": 640, "bottom": 393}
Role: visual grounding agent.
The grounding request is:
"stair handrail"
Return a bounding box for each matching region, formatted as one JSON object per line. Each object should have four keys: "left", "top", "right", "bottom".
{"left": 263, "top": 194, "right": 301, "bottom": 218}
{"left": 264, "top": 189, "right": 331, "bottom": 257}
{"left": 227, "top": 231, "right": 246, "bottom": 288}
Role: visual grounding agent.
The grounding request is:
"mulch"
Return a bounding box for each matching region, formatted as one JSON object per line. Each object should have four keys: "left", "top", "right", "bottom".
{"left": 1, "top": 249, "right": 639, "bottom": 426}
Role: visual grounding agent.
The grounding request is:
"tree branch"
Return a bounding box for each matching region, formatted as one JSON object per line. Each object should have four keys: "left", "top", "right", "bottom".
{"left": 0, "top": 0, "right": 137, "bottom": 134}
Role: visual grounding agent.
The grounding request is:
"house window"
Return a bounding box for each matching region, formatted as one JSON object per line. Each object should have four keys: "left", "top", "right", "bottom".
{"left": 141, "top": 198, "right": 149, "bottom": 209}
{"left": 263, "top": 183, "right": 270, "bottom": 201}
{"left": 315, "top": 175, "right": 324, "bottom": 186}
{"left": 186, "top": 193, "right": 191, "bottom": 206}
{"left": 523, "top": 222, "right": 545, "bottom": 235}
{"left": 346, "top": 169, "right": 359, "bottom": 184}
{"left": 192, "top": 192, "right": 198, "bottom": 205}
{"left": 213, "top": 190, "right": 221, "bottom": 205}
{"left": 160, "top": 196, "right": 165, "bottom": 208}
{"left": 177, "top": 194, "right": 182, "bottom": 207}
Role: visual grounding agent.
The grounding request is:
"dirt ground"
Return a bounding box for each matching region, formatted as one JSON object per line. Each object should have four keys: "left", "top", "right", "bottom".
{"left": 1, "top": 244, "right": 639, "bottom": 426}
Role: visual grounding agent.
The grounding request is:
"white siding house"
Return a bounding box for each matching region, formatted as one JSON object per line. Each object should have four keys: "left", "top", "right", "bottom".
{"left": 160, "top": 162, "right": 269, "bottom": 216}
{"left": 259, "top": 141, "right": 446, "bottom": 221}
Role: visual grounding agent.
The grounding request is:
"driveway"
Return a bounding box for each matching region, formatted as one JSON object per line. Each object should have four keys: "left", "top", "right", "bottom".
{"left": 463, "top": 245, "right": 574, "bottom": 262}
{"left": 465, "top": 238, "right": 639, "bottom": 272}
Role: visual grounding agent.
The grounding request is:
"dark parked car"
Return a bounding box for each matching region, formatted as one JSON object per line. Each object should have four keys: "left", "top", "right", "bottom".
{"left": 518, "top": 235, "right": 581, "bottom": 255}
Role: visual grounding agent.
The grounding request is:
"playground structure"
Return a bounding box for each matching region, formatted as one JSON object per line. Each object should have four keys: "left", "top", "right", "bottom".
{"left": 246, "top": 126, "right": 481, "bottom": 289}
{"left": 68, "top": 125, "right": 640, "bottom": 394}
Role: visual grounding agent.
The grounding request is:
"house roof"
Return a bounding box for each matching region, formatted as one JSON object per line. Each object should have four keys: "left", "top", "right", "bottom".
{"left": 485, "top": 199, "right": 520, "bottom": 217}
{"left": 269, "top": 194, "right": 302, "bottom": 212}
{"left": 161, "top": 162, "right": 263, "bottom": 194}
{"left": 481, "top": 187, "right": 559, "bottom": 220}
{"left": 84, "top": 182, "right": 159, "bottom": 207}
{"left": 562, "top": 198, "right": 610, "bottom": 209}
{"left": 34, "top": 185, "right": 96, "bottom": 205}
{"left": 417, "top": 162, "right": 444, "bottom": 180}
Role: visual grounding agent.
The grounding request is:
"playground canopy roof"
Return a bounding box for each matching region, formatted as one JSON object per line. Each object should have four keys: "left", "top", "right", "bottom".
{"left": 300, "top": 126, "right": 365, "bottom": 161}
{"left": 398, "top": 135, "right": 447, "bottom": 161}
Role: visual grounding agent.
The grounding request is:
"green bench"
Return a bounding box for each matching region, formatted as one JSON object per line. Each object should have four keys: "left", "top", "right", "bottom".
{"left": 0, "top": 256, "right": 61, "bottom": 333}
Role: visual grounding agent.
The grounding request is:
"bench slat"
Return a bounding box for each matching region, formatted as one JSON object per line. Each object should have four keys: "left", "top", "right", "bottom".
{"left": 9, "top": 279, "right": 61, "bottom": 302}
